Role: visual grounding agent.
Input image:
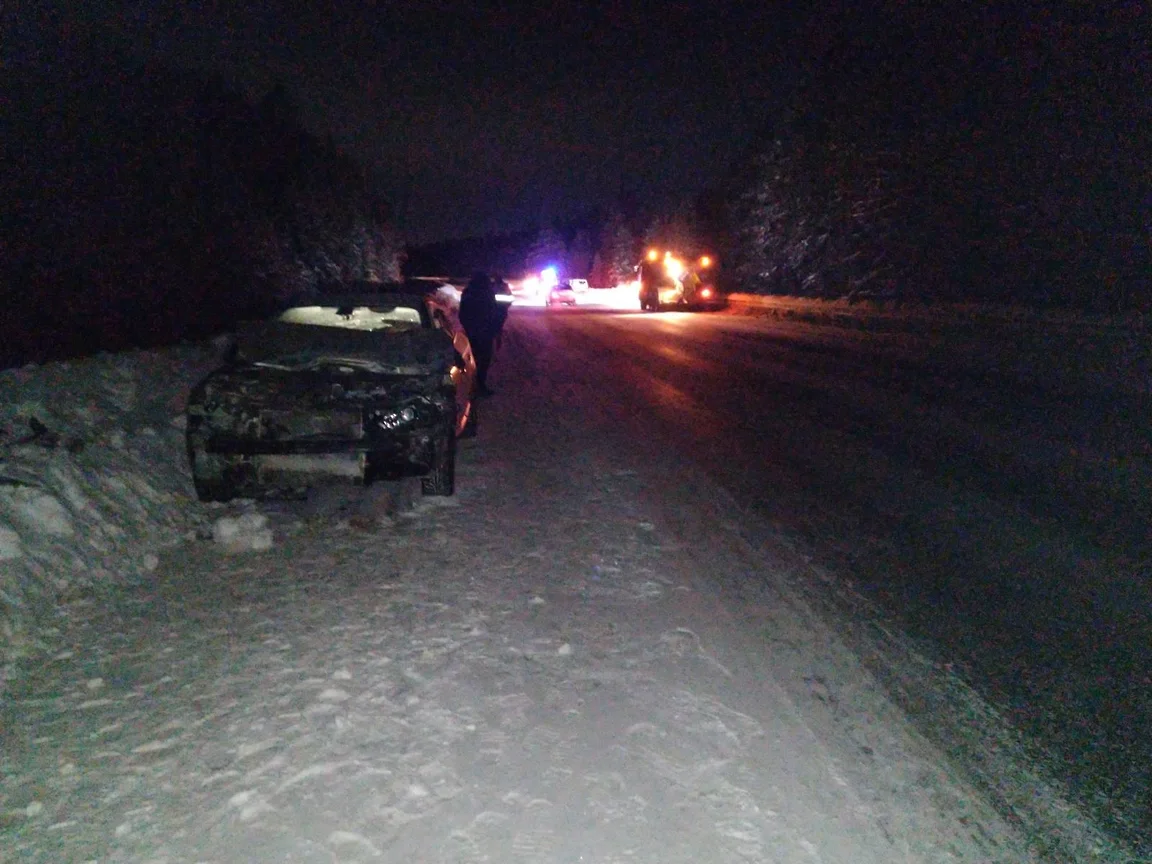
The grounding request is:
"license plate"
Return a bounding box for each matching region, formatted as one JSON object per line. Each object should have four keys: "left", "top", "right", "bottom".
{"left": 258, "top": 453, "right": 366, "bottom": 479}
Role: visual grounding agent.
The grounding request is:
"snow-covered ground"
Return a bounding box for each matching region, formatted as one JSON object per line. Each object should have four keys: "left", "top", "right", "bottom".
{"left": 0, "top": 313, "right": 1120, "bottom": 862}
{"left": 0, "top": 342, "right": 229, "bottom": 683}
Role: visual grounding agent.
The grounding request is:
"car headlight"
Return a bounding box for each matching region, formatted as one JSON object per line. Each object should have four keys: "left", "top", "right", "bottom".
{"left": 368, "top": 406, "right": 417, "bottom": 431}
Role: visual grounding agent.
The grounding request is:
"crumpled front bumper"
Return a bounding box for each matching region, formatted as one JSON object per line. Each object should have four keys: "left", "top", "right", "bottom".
{"left": 191, "top": 396, "right": 453, "bottom": 487}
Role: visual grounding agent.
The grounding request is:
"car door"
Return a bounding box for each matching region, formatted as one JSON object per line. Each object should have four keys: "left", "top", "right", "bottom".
{"left": 428, "top": 301, "right": 476, "bottom": 437}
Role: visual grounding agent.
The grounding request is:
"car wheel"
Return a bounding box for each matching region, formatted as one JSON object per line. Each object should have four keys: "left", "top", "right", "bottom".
{"left": 421, "top": 434, "right": 456, "bottom": 496}
{"left": 186, "top": 419, "right": 238, "bottom": 502}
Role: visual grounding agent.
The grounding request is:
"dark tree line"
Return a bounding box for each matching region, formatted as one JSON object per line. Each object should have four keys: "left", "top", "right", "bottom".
{"left": 405, "top": 221, "right": 608, "bottom": 284}
{"left": 1, "top": 57, "right": 401, "bottom": 369}
{"left": 403, "top": 231, "right": 537, "bottom": 280}
{"left": 590, "top": 209, "right": 641, "bottom": 288}
{"left": 724, "top": 3, "right": 1149, "bottom": 311}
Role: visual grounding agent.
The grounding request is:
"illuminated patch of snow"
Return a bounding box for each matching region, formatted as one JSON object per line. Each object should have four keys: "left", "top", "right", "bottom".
{"left": 2, "top": 487, "right": 75, "bottom": 537}
{"left": 211, "top": 512, "right": 274, "bottom": 553}
{"left": 0, "top": 526, "right": 23, "bottom": 560}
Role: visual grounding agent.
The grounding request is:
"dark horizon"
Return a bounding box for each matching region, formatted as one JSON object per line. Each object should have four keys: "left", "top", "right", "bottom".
{"left": 2, "top": 0, "right": 1147, "bottom": 370}
{"left": 5, "top": 1, "right": 809, "bottom": 242}
{"left": 7, "top": 2, "right": 1146, "bottom": 244}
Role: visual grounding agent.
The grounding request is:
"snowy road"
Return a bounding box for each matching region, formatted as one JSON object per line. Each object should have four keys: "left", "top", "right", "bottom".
{"left": 9, "top": 304, "right": 1142, "bottom": 861}
{"left": 1, "top": 306, "right": 1135, "bottom": 861}
{"left": 537, "top": 304, "right": 1152, "bottom": 855}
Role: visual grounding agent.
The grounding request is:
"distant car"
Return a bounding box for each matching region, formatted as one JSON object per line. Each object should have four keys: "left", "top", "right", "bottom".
{"left": 567, "top": 279, "right": 589, "bottom": 291}
{"left": 546, "top": 284, "right": 577, "bottom": 307}
{"left": 186, "top": 286, "right": 477, "bottom": 501}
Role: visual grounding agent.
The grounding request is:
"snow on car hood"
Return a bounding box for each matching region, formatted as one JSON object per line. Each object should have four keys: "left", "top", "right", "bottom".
{"left": 238, "top": 322, "right": 455, "bottom": 375}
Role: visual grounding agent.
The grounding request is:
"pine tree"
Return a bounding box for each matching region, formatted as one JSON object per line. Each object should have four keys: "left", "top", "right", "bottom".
{"left": 599, "top": 211, "right": 636, "bottom": 286}
{"left": 588, "top": 252, "right": 608, "bottom": 288}
{"left": 568, "top": 229, "right": 593, "bottom": 279}
{"left": 525, "top": 227, "right": 567, "bottom": 275}
{"left": 644, "top": 211, "right": 700, "bottom": 258}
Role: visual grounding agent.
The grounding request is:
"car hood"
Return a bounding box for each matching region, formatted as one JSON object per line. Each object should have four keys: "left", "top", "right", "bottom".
{"left": 237, "top": 322, "right": 454, "bottom": 375}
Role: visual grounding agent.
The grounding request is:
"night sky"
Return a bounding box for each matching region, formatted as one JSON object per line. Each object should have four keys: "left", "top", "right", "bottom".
{"left": 7, "top": 1, "right": 802, "bottom": 242}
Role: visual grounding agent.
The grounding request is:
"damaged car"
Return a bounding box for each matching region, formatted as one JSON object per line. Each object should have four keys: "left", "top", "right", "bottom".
{"left": 186, "top": 290, "right": 476, "bottom": 501}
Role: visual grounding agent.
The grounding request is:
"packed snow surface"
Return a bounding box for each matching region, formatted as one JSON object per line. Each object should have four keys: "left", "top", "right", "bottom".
{"left": 0, "top": 310, "right": 1117, "bottom": 862}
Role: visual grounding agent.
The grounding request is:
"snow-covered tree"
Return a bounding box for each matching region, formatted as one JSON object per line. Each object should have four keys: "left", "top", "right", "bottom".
{"left": 725, "top": 4, "right": 1148, "bottom": 308}
{"left": 588, "top": 251, "right": 608, "bottom": 288}
{"left": 643, "top": 211, "right": 701, "bottom": 259}
{"left": 1, "top": 58, "right": 404, "bottom": 367}
{"left": 567, "top": 229, "right": 594, "bottom": 279}
{"left": 525, "top": 227, "right": 567, "bottom": 275}
{"left": 597, "top": 211, "right": 636, "bottom": 286}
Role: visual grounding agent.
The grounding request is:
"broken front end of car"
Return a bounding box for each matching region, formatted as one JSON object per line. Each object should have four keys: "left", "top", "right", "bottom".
{"left": 187, "top": 342, "right": 460, "bottom": 500}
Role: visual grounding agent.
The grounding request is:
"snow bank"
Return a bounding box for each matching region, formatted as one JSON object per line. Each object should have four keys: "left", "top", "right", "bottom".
{"left": 0, "top": 342, "right": 226, "bottom": 683}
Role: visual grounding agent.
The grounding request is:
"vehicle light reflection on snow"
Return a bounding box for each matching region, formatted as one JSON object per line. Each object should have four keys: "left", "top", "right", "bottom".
{"left": 648, "top": 376, "right": 695, "bottom": 412}
{"left": 652, "top": 311, "right": 695, "bottom": 327}
{"left": 653, "top": 343, "right": 695, "bottom": 365}
{"left": 511, "top": 283, "right": 646, "bottom": 310}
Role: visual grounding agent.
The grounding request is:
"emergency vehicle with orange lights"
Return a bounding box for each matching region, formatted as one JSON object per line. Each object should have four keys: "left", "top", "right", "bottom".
{"left": 637, "top": 248, "right": 718, "bottom": 311}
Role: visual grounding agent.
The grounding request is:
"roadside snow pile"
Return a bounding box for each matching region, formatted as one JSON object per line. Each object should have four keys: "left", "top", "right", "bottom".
{"left": 0, "top": 342, "right": 226, "bottom": 680}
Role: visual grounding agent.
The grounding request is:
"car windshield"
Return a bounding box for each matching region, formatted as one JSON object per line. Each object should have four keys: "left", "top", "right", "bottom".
{"left": 277, "top": 305, "right": 423, "bottom": 332}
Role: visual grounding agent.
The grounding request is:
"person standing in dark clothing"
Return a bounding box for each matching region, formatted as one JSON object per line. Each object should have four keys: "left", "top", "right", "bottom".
{"left": 459, "top": 271, "right": 499, "bottom": 397}
{"left": 490, "top": 272, "right": 511, "bottom": 355}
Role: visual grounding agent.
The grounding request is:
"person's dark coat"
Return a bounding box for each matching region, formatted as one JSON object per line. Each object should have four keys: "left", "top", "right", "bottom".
{"left": 459, "top": 272, "right": 500, "bottom": 391}
{"left": 459, "top": 273, "right": 499, "bottom": 346}
{"left": 490, "top": 274, "right": 511, "bottom": 349}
